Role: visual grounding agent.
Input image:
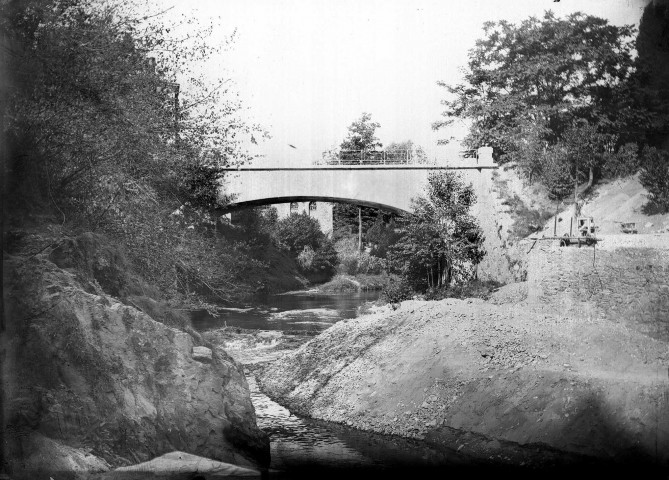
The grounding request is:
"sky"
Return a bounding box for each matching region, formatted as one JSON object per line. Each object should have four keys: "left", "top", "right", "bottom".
{"left": 160, "top": 0, "right": 651, "bottom": 165}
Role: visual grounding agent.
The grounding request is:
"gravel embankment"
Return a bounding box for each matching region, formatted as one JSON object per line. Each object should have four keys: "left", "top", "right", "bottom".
{"left": 258, "top": 285, "right": 669, "bottom": 466}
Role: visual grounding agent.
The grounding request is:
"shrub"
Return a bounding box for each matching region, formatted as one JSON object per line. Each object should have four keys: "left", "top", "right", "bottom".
{"left": 381, "top": 278, "right": 414, "bottom": 304}
{"left": 297, "top": 246, "right": 316, "bottom": 270}
{"left": 334, "top": 236, "right": 386, "bottom": 275}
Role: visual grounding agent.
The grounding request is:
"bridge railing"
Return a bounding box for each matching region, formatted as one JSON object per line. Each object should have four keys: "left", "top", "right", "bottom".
{"left": 317, "top": 149, "right": 427, "bottom": 165}
{"left": 316, "top": 149, "right": 481, "bottom": 166}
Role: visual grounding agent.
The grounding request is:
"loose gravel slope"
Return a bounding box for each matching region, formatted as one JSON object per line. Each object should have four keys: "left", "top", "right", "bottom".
{"left": 258, "top": 289, "right": 669, "bottom": 467}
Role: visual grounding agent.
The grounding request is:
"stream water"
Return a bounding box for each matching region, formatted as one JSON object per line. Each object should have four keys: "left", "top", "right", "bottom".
{"left": 192, "top": 289, "right": 382, "bottom": 332}
{"left": 192, "top": 290, "right": 468, "bottom": 476}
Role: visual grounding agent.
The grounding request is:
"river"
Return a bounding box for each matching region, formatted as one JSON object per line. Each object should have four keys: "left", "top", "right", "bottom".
{"left": 192, "top": 290, "right": 470, "bottom": 477}
{"left": 192, "top": 289, "right": 382, "bottom": 332}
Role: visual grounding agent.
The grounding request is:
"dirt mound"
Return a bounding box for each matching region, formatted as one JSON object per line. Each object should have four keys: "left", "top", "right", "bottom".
{"left": 258, "top": 297, "right": 669, "bottom": 467}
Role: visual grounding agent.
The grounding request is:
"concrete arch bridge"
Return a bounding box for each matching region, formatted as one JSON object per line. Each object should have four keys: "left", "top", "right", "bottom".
{"left": 219, "top": 147, "right": 497, "bottom": 215}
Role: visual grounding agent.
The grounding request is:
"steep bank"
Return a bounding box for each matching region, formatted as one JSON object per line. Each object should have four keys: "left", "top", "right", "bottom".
{"left": 258, "top": 243, "right": 669, "bottom": 468}
{"left": 2, "top": 230, "right": 270, "bottom": 478}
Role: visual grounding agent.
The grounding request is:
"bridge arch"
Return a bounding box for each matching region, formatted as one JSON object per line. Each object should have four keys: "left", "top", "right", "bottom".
{"left": 218, "top": 195, "right": 409, "bottom": 215}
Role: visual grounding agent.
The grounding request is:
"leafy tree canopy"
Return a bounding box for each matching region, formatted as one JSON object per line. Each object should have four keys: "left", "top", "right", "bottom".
{"left": 639, "top": 147, "right": 669, "bottom": 214}
{"left": 1, "top": 0, "right": 265, "bottom": 305}
{"left": 630, "top": 1, "right": 669, "bottom": 148}
{"left": 340, "top": 112, "right": 382, "bottom": 152}
{"left": 433, "top": 11, "right": 637, "bottom": 159}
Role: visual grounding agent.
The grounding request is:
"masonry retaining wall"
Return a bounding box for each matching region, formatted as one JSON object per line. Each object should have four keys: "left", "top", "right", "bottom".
{"left": 527, "top": 241, "right": 669, "bottom": 340}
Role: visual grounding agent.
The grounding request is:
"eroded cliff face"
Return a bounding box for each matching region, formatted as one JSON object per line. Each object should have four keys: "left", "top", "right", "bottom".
{"left": 2, "top": 233, "right": 269, "bottom": 478}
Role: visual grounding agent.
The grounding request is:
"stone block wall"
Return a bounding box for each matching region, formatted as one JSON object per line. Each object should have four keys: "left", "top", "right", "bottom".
{"left": 527, "top": 241, "right": 669, "bottom": 340}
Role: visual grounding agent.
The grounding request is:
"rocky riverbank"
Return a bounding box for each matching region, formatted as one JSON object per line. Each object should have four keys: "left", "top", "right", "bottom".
{"left": 2, "top": 231, "right": 270, "bottom": 479}
{"left": 257, "top": 281, "right": 669, "bottom": 470}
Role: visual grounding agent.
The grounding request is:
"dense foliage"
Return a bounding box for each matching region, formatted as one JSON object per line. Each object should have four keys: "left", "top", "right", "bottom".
{"left": 366, "top": 218, "right": 403, "bottom": 259}
{"left": 639, "top": 147, "right": 669, "bottom": 214}
{"left": 274, "top": 213, "right": 324, "bottom": 253}
{"left": 2, "top": 0, "right": 265, "bottom": 306}
{"left": 273, "top": 213, "right": 338, "bottom": 276}
{"left": 631, "top": 2, "right": 669, "bottom": 149}
{"left": 434, "top": 11, "right": 637, "bottom": 153}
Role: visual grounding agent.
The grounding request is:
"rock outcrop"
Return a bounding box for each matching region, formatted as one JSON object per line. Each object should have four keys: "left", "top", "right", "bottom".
{"left": 2, "top": 234, "right": 269, "bottom": 479}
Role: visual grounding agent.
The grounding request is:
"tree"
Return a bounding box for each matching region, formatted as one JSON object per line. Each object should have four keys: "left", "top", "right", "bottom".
{"left": 340, "top": 112, "right": 382, "bottom": 152}
{"left": 433, "top": 11, "right": 637, "bottom": 163}
{"left": 273, "top": 212, "right": 325, "bottom": 253}
{"left": 390, "top": 172, "right": 485, "bottom": 291}
{"left": 628, "top": 2, "right": 669, "bottom": 148}
{"left": 639, "top": 147, "right": 669, "bottom": 214}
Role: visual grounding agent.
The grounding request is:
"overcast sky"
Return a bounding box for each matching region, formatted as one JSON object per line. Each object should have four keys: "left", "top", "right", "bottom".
{"left": 163, "top": 0, "right": 650, "bottom": 165}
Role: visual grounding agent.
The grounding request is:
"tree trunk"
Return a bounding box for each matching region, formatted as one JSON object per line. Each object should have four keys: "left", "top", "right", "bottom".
{"left": 587, "top": 166, "right": 594, "bottom": 190}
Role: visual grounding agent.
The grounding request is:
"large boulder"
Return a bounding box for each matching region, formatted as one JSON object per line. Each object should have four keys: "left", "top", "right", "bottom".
{"left": 2, "top": 252, "right": 269, "bottom": 478}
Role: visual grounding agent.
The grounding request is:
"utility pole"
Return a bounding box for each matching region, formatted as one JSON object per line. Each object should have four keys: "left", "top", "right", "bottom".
{"left": 358, "top": 207, "right": 362, "bottom": 252}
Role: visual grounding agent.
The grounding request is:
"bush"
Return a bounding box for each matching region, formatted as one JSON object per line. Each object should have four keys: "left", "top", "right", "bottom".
{"left": 357, "top": 253, "right": 387, "bottom": 274}
{"left": 334, "top": 236, "right": 386, "bottom": 275}
{"left": 640, "top": 147, "right": 669, "bottom": 214}
{"left": 381, "top": 278, "right": 414, "bottom": 304}
{"left": 297, "top": 246, "right": 316, "bottom": 270}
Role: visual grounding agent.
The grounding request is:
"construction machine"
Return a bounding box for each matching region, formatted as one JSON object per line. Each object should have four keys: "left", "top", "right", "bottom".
{"left": 559, "top": 216, "right": 598, "bottom": 247}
